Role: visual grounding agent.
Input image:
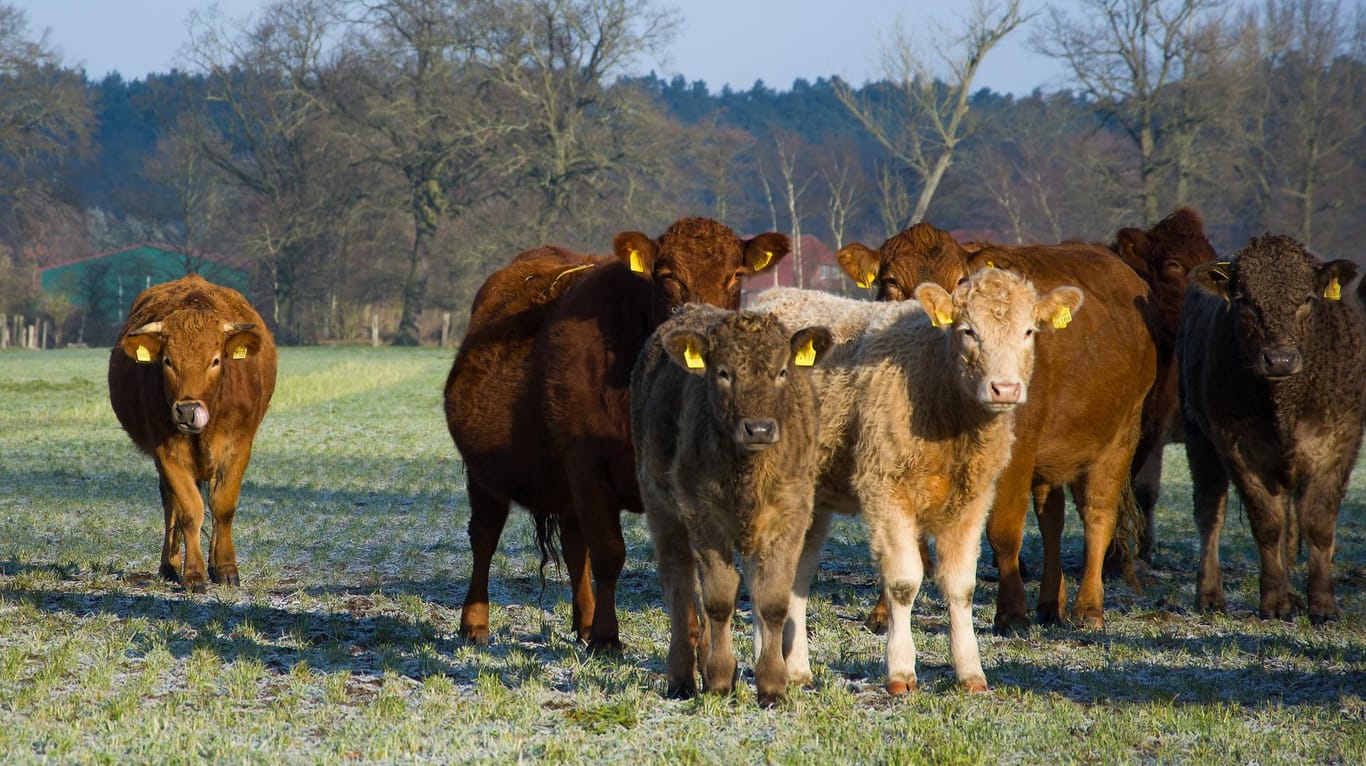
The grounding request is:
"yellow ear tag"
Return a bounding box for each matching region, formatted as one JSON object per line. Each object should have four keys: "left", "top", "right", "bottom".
{"left": 1052, "top": 305, "right": 1073, "bottom": 330}
{"left": 753, "top": 250, "right": 773, "bottom": 271}
{"left": 233, "top": 345, "right": 248, "bottom": 360}
{"left": 795, "top": 338, "right": 816, "bottom": 367}
{"left": 933, "top": 310, "right": 953, "bottom": 328}
{"left": 136, "top": 345, "right": 151, "bottom": 362}
{"left": 683, "top": 343, "right": 705, "bottom": 370}
{"left": 857, "top": 271, "right": 876, "bottom": 289}
{"left": 1325, "top": 277, "right": 1342, "bottom": 301}
{"left": 986, "top": 260, "right": 995, "bottom": 269}
{"left": 629, "top": 249, "right": 645, "bottom": 273}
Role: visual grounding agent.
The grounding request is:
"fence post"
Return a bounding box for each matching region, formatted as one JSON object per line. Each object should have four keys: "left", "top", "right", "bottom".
{"left": 440, "top": 312, "right": 451, "bottom": 348}
{"left": 371, "top": 313, "right": 380, "bottom": 348}
{"left": 0, "top": 314, "right": 7, "bottom": 348}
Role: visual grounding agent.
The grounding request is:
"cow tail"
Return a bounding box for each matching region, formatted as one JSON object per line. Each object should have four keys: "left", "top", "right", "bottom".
{"left": 532, "top": 512, "right": 562, "bottom": 588}
{"left": 1113, "top": 480, "right": 1144, "bottom": 591}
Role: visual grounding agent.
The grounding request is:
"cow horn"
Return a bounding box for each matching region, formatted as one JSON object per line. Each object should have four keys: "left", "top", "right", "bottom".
{"left": 223, "top": 322, "right": 257, "bottom": 333}
{"left": 126, "top": 321, "right": 163, "bottom": 337}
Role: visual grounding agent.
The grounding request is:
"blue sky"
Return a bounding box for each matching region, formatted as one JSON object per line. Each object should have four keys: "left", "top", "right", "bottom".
{"left": 17, "top": 0, "right": 1071, "bottom": 95}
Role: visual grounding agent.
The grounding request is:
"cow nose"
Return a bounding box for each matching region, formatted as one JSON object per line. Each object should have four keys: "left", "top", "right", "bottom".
{"left": 739, "top": 419, "right": 779, "bottom": 449}
{"left": 989, "top": 381, "right": 1022, "bottom": 404}
{"left": 1262, "top": 347, "right": 1302, "bottom": 378}
{"left": 173, "top": 401, "right": 209, "bottom": 433}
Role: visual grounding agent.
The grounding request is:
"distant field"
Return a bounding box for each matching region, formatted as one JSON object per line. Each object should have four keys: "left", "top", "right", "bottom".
{"left": 0, "top": 346, "right": 1362, "bottom": 764}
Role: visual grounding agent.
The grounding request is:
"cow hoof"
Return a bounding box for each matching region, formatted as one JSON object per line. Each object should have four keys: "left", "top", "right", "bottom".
{"left": 665, "top": 680, "right": 697, "bottom": 700}
{"left": 1035, "top": 606, "right": 1065, "bottom": 626}
{"left": 961, "top": 678, "right": 989, "bottom": 694}
{"left": 864, "top": 611, "right": 889, "bottom": 635}
{"left": 1196, "top": 594, "right": 1227, "bottom": 613}
{"left": 994, "top": 615, "right": 1030, "bottom": 637}
{"left": 1070, "top": 608, "right": 1104, "bottom": 630}
{"left": 756, "top": 690, "right": 786, "bottom": 709}
{"left": 459, "top": 626, "right": 491, "bottom": 646}
{"left": 586, "top": 637, "right": 623, "bottom": 655}
{"left": 185, "top": 582, "right": 208, "bottom": 594}
{"left": 209, "top": 568, "right": 240, "bottom": 587}
{"left": 159, "top": 564, "right": 181, "bottom": 583}
{"left": 1309, "top": 611, "right": 1340, "bottom": 626}
{"left": 885, "top": 679, "right": 917, "bottom": 696}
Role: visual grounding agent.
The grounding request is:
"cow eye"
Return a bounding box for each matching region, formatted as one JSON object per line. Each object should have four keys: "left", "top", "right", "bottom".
{"left": 776, "top": 368, "right": 788, "bottom": 381}
{"left": 211, "top": 357, "right": 221, "bottom": 368}
{"left": 163, "top": 358, "right": 173, "bottom": 369}
{"left": 1024, "top": 327, "right": 1035, "bottom": 339}
{"left": 716, "top": 368, "right": 731, "bottom": 383}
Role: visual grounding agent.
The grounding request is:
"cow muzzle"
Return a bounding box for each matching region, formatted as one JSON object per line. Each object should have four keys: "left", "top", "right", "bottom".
{"left": 173, "top": 401, "right": 210, "bottom": 434}
{"left": 982, "top": 380, "right": 1025, "bottom": 410}
{"left": 1259, "top": 346, "right": 1303, "bottom": 379}
{"left": 736, "top": 418, "right": 780, "bottom": 451}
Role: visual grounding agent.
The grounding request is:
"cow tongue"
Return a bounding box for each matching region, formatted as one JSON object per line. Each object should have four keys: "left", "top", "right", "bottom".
{"left": 191, "top": 406, "right": 209, "bottom": 430}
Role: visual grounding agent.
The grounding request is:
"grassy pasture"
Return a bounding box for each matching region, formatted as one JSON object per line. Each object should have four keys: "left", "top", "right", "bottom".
{"left": 0, "top": 345, "right": 1363, "bottom": 764}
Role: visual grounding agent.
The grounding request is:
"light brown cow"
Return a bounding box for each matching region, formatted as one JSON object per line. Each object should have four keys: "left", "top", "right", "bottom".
{"left": 632, "top": 305, "right": 832, "bottom": 706}
{"left": 108, "top": 274, "right": 277, "bottom": 591}
{"left": 838, "top": 224, "right": 1155, "bottom": 634}
{"left": 751, "top": 269, "right": 1084, "bottom": 695}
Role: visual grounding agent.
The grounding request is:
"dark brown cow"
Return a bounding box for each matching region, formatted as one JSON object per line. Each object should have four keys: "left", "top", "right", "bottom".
{"left": 1110, "top": 208, "right": 1217, "bottom": 563}
{"left": 838, "top": 223, "right": 1155, "bottom": 632}
{"left": 108, "top": 274, "right": 277, "bottom": 592}
{"left": 444, "top": 246, "right": 607, "bottom": 644}
{"left": 632, "top": 306, "right": 831, "bottom": 705}
{"left": 1179, "top": 236, "right": 1366, "bottom": 623}
{"left": 444, "top": 218, "right": 789, "bottom": 649}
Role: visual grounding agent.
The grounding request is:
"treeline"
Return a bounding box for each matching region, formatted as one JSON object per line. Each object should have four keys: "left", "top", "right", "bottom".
{"left": 0, "top": 0, "right": 1362, "bottom": 346}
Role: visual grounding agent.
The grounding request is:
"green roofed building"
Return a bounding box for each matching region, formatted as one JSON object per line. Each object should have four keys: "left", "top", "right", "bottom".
{"left": 39, "top": 243, "right": 250, "bottom": 344}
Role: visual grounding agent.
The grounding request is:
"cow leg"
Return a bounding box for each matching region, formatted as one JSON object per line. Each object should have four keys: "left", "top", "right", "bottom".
{"left": 157, "top": 475, "right": 184, "bottom": 583}
{"left": 644, "top": 508, "right": 700, "bottom": 699}
{"left": 784, "top": 511, "right": 832, "bottom": 687}
{"left": 695, "top": 545, "right": 739, "bottom": 696}
{"left": 873, "top": 508, "right": 923, "bottom": 696}
{"left": 1237, "top": 475, "right": 1294, "bottom": 620}
{"left": 569, "top": 476, "right": 627, "bottom": 653}
{"left": 459, "top": 480, "right": 510, "bottom": 645}
{"left": 1106, "top": 422, "right": 1166, "bottom": 573}
{"left": 934, "top": 508, "right": 989, "bottom": 693}
{"left": 557, "top": 512, "right": 594, "bottom": 643}
{"left": 862, "top": 533, "right": 930, "bottom": 636}
{"left": 207, "top": 445, "right": 253, "bottom": 587}
{"left": 158, "top": 462, "right": 208, "bottom": 592}
{"left": 1185, "top": 423, "right": 1229, "bottom": 613}
{"left": 743, "top": 524, "right": 804, "bottom": 707}
{"left": 1069, "top": 447, "right": 1131, "bottom": 630}
{"left": 1299, "top": 468, "right": 1347, "bottom": 624}
{"left": 987, "top": 455, "right": 1034, "bottom": 636}
{"left": 1033, "top": 485, "right": 1068, "bottom": 625}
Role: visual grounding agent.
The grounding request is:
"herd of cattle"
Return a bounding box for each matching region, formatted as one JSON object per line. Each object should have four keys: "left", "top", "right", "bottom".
{"left": 105, "top": 211, "right": 1366, "bottom": 706}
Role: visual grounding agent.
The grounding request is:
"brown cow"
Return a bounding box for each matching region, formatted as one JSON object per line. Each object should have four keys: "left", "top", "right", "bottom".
{"left": 752, "top": 271, "right": 1085, "bottom": 694}
{"left": 444, "top": 246, "right": 606, "bottom": 644}
{"left": 838, "top": 223, "right": 1155, "bottom": 633}
{"left": 1109, "top": 208, "right": 1217, "bottom": 563}
{"left": 107, "top": 274, "right": 277, "bottom": 592}
{"left": 1179, "top": 236, "right": 1366, "bottom": 623}
{"left": 632, "top": 305, "right": 832, "bottom": 705}
{"left": 444, "top": 218, "right": 789, "bottom": 649}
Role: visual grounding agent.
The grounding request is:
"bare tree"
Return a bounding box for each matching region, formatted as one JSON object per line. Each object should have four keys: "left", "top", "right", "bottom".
{"left": 472, "top": 0, "right": 682, "bottom": 243}
{"left": 1033, "top": 0, "right": 1231, "bottom": 223}
{"left": 836, "top": 0, "right": 1029, "bottom": 228}
{"left": 766, "top": 135, "right": 815, "bottom": 288}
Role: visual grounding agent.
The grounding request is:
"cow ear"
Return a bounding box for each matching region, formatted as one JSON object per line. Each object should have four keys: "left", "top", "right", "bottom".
{"left": 1035, "top": 286, "right": 1085, "bottom": 331}
{"left": 1114, "top": 229, "right": 1151, "bottom": 278}
{"left": 1190, "top": 261, "right": 1233, "bottom": 298}
{"left": 790, "top": 326, "right": 833, "bottom": 368}
{"left": 1316, "top": 259, "right": 1357, "bottom": 302}
{"left": 836, "top": 243, "right": 880, "bottom": 289}
{"left": 741, "top": 232, "right": 791, "bottom": 274}
{"left": 224, "top": 324, "right": 264, "bottom": 361}
{"left": 120, "top": 322, "right": 164, "bottom": 363}
{"left": 613, "top": 231, "right": 657, "bottom": 275}
{"left": 662, "top": 329, "right": 709, "bottom": 374}
{"left": 914, "top": 283, "right": 955, "bottom": 329}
